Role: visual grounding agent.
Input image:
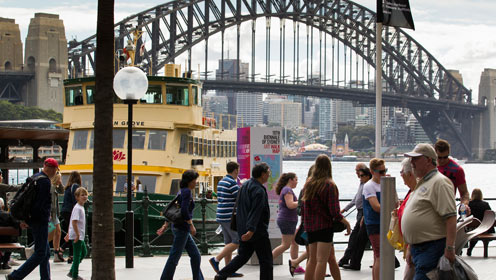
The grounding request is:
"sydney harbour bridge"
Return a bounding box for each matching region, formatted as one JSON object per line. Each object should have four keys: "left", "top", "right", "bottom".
{"left": 66, "top": 0, "right": 486, "bottom": 158}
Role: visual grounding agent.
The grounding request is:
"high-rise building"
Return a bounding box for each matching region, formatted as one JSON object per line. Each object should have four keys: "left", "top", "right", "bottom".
{"left": 215, "top": 59, "right": 249, "bottom": 115}
{"left": 319, "top": 99, "right": 333, "bottom": 141}
{"left": 266, "top": 100, "right": 302, "bottom": 128}
{"left": 236, "top": 92, "right": 263, "bottom": 127}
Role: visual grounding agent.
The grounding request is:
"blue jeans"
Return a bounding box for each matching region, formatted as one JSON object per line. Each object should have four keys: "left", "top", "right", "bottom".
{"left": 161, "top": 227, "right": 204, "bottom": 280}
{"left": 11, "top": 222, "right": 50, "bottom": 280}
{"left": 410, "top": 238, "right": 446, "bottom": 280}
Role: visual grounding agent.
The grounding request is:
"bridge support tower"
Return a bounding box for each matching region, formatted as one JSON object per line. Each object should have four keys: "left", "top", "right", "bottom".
{"left": 24, "top": 13, "right": 67, "bottom": 113}
{"left": 473, "top": 69, "right": 496, "bottom": 159}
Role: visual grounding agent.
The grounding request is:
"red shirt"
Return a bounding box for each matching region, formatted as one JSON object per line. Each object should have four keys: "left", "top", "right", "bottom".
{"left": 302, "top": 182, "right": 343, "bottom": 233}
{"left": 437, "top": 158, "right": 466, "bottom": 195}
{"left": 398, "top": 191, "right": 411, "bottom": 235}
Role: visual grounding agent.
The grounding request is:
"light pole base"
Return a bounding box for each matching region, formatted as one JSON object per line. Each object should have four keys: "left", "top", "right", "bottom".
{"left": 125, "top": 210, "right": 134, "bottom": 268}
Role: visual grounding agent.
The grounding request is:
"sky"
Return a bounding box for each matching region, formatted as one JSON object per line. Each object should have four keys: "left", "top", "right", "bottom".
{"left": 3, "top": 0, "right": 496, "bottom": 99}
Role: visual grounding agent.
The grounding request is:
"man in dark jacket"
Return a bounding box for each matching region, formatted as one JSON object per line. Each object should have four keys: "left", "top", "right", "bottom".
{"left": 7, "top": 158, "right": 57, "bottom": 280}
{"left": 214, "top": 162, "right": 273, "bottom": 280}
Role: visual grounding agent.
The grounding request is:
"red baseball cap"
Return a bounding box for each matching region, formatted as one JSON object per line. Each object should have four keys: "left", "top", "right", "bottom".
{"left": 44, "top": 158, "right": 59, "bottom": 169}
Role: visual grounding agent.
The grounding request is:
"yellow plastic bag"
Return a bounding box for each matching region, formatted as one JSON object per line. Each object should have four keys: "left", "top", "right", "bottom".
{"left": 387, "top": 210, "right": 405, "bottom": 251}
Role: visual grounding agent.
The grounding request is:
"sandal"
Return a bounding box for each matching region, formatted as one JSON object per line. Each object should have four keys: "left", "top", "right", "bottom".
{"left": 57, "top": 248, "right": 65, "bottom": 262}
{"left": 288, "top": 259, "right": 296, "bottom": 277}
{"left": 67, "top": 255, "right": 73, "bottom": 264}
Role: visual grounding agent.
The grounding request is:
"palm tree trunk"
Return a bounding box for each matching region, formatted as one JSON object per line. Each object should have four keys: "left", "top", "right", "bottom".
{"left": 92, "top": 0, "right": 115, "bottom": 279}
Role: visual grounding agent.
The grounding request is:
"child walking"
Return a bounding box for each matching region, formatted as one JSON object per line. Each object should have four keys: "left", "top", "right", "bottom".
{"left": 65, "top": 187, "right": 88, "bottom": 280}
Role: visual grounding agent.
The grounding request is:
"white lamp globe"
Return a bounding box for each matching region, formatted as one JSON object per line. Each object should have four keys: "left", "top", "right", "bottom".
{"left": 113, "top": 66, "right": 149, "bottom": 100}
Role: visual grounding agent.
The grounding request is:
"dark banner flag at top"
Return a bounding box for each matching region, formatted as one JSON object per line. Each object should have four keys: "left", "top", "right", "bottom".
{"left": 379, "top": 0, "right": 415, "bottom": 30}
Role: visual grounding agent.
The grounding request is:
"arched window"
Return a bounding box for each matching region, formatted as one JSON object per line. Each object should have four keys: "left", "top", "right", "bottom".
{"left": 49, "top": 58, "right": 57, "bottom": 72}
{"left": 4, "top": 61, "right": 12, "bottom": 71}
{"left": 27, "top": 57, "right": 35, "bottom": 72}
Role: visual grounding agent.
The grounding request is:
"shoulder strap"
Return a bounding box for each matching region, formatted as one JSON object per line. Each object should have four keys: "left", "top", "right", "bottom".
{"left": 232, "top": 186, "right": 242, "bottom": 214}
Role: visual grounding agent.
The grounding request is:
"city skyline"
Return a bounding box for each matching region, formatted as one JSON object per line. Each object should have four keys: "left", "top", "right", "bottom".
{"left": 4, "top": 0, "right": 496, "bottom": 99}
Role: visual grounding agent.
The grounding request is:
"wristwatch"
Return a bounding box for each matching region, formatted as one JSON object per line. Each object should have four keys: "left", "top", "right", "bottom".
{"left": 446, "top": 245, "right": 455, "bottom": 251}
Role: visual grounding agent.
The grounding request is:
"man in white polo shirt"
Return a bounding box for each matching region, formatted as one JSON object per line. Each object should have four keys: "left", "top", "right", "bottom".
{"left": 402, "top": 143, "right": 457, "bottom": 280}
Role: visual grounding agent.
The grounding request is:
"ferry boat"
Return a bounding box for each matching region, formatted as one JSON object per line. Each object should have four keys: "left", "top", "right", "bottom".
{"left": 59, "top": 63, "right": 237, "bottom": 197}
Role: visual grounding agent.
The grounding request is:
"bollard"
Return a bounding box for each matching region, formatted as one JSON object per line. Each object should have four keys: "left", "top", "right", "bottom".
{"left": 200, "top": 195, "right": 208, "bottom": 255}
{"left": 380, "top": 176, "right": 397, "bottom": 280}
{"left": 141, "top": 187, "right": 153, "bottom": 257}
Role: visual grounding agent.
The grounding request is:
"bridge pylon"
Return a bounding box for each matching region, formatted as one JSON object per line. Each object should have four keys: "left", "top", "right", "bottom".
{"left": 473, "top": 69, "right": 496, "bottom": 159}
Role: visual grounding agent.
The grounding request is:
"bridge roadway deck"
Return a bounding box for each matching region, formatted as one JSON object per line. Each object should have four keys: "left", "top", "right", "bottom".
{"left": 4, "top": 246, "right": 494, "bottom": 279}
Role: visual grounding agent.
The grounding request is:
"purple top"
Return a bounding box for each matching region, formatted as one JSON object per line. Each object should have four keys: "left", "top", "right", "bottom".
{"left": 277, "top": 186, "right": 297, "bottom": 222}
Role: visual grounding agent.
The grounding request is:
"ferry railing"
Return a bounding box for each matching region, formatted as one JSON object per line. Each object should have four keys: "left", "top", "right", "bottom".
{"left": 18, "top": 196, "right": 496, "bottom": 257}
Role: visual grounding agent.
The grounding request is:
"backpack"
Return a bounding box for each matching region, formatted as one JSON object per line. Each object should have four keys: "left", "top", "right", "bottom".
{"left": 9, "top": 174, "right": 47, "bottom": 221}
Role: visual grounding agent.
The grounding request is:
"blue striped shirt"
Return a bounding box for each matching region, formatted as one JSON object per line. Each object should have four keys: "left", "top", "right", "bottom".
{"left": 216, "top": 175, "right": 239, "bottom": 223}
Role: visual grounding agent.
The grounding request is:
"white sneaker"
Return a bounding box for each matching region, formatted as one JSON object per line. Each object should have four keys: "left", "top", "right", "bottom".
{"left": 24, "top": 246, "right": 34, "bottom": 259}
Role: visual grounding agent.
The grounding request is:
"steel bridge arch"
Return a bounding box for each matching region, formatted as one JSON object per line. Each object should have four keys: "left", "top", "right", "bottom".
{"left": 67, "top": 0, "right": 480, "bottom": 157}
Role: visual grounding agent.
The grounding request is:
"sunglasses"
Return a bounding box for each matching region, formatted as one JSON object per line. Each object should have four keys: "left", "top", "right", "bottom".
{"left": 374, "top": 168, "right": 388, "bottom": 175}
{"left": 359, "top": 174, "right": 368, "bottom": 178}
{"left": 438, "top": 155, "right": 449, "bottom": 159}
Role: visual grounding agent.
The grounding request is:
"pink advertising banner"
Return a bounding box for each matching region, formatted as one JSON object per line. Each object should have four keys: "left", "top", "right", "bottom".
{"left": 237, "top": 127, "right": 251, "bottom": 180}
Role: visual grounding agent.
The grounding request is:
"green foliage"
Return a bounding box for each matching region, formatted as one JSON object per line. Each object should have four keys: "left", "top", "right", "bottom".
{"left": 336, "top": 125, "right": 375, "bottom": 150}
{"left": 0, "top": 101, "right": 62, "bottom": 122}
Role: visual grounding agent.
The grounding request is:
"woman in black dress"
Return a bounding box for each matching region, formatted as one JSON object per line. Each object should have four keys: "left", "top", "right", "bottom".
{"left": 467, "top": 188, "right": 495, "bottom": 256}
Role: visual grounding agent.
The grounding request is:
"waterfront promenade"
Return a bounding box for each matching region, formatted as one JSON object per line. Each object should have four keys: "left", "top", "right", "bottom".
{"left": 2, "top": 247, "right": 493, "bottom": 279}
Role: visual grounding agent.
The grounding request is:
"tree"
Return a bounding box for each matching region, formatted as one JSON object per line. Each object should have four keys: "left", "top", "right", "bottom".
{"left": 0, "top": 101, "right": 62, "bottom": 122}
{"left": 92, "top": 0, "right": 115, "bottom": 279}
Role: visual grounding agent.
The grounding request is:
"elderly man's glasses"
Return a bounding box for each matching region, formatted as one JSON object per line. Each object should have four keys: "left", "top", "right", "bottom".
{"left": 438, "top": 155, "right": 449, "bottom": 159}
{"left": 374, "top": 168, "right": 388, "bottom": 175}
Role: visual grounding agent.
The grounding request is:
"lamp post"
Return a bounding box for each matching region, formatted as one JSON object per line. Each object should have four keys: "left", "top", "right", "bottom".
{"left": 113, "top": 66, "right": 148, "bottom": 268}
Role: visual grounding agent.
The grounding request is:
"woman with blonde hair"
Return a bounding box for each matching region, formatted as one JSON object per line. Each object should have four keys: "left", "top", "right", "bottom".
{"left": 467, "top": 188, "right": 494, "bottom": 256}
{"left": 302, "top": 155, "right": 350, "bottom": 280}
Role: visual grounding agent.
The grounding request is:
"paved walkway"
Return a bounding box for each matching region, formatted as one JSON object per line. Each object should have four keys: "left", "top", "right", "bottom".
{"left": 1, "top": 246, "right": 494, "bottom": 279}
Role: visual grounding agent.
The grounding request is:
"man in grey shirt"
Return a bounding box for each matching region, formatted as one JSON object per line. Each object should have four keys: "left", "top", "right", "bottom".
{"left": 339, "top": 163, "right": 370, "bottom": 270}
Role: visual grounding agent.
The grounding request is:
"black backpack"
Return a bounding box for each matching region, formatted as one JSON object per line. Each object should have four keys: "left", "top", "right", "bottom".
{"left": 9, "top": 174, "right": 47, "bottom": 221}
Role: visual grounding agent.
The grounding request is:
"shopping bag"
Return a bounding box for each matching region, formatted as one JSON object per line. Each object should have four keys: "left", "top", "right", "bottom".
{"left": 387, "top": 210, "right": 405, "bottom": 251}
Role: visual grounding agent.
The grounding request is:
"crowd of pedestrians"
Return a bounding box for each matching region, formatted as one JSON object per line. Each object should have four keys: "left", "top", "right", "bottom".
{"left": 0, "top": 137, "right": 491, "bottom": 280}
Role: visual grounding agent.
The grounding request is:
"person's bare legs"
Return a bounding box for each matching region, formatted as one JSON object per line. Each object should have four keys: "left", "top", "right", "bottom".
{"left": 214, "top": 243, "right": 239, "bottom": 265}
{"left": 290, "top": 249, "right": 308, "bottom": 268}
{"left": 327, "top": 245, "right": 341, "bottom": 280}
{"left": 53, "top": 224, "right": 62, "bottom": 251}
{"left": 272, "top": 234, "right": 294, "bottom": 259}
{"left": 315, "top": 242, "right": 332, "bottom": 280}
{"left": 290, "top": 240, "right": 299, "bottom": 260}
{"left": 305, "top": 243, "right": 317, "bottom": 280}
{"left": 373, "top": 257, "right": 380, "bottom": 280}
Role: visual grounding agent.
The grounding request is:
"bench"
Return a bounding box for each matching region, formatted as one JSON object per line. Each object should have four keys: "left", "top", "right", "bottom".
{"left": 0, "top": 226, "right": 24, "bottom": 253}
{"left": 472, "top": 219, "right": 496, "bottom": 258}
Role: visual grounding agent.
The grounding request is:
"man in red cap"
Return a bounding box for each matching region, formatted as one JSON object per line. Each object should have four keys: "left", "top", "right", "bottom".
{"left": 7, "top": 158, "right": 58, "bottom": 280}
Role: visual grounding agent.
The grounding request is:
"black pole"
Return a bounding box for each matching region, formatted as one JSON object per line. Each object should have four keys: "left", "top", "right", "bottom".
{"left": 125, "top": 99, "right": 137, "bottom": 268}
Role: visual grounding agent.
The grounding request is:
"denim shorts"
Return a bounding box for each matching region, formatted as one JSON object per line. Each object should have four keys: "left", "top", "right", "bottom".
{"left": 219, "top": 222, "right": 239, "bottom": 245}
{"left": 277, "top": 219, "right": 298, "bottom": 235}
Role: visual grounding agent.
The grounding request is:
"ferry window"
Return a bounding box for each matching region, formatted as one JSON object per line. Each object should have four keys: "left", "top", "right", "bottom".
{"left": 113, "top": 129, "right": 126, "bottom": 148}
{"left": 81, "top": 174, "right": 93, "bottom": 192}
{"left": 234, "top": 141, "right": 237, "bottom": 156}
{"left": 116, "top": 175, "right": 134, "bottom": 193}
{"left": 207, "top": 140, "right": 212, "bottom": 157}
{"left": 193, "top": 137, "right": 198, "bottom": 155}
{"left": 228, "top": 141, "right": 232, "bottom": 157}
{"left": 203, "top": 139, "right": 207, "bottom": 156}
{"left": 89, "top": 130, "right": 94, "bottom": 149}
{"left": 166, "top": 85, "right": 189, "bottom": 106}
{"left": 188, "top": 136, "right": 193, "bottom": 155}
{"left": 137, "top": 176, "right": 156, "bottom": 193}
{"left": 65, "top": 86, "right": 83, "bottom": 106}
{"left": 170, "top": 179, "right": 180, "bottom": 195}
{"left": 193, "top": 86, "right": 201, "bottom": 106}
{"left": 179, "top": 134, "right": 188, "bottom": 154}
{"left": 72, "top": 130, "right": 88, "bottom": 150}
{"left": 140, "top": 86, "right": 162, "bottom": 104}
{"left": 86, "top": 86, "right": 95, "bottom": 104}
{"left": 220, "top": 141, "right": 224, "bottom": 157}
{"left": 198, "top": 138, "right": 203, "bottom": 156}
{"left": 148, "top": 130, "right": 167, "bottom": 150}
{"left": 132, "top": 130, "right": 146, "bottom": 149}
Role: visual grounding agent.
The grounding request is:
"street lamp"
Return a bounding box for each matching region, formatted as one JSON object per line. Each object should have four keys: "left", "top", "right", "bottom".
{"left": 113, "top": 66, "right": 148, "bottom": 268}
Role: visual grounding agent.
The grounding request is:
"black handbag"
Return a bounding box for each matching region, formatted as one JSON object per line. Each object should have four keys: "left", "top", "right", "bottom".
{"left": 294, "top": 224, "right": 308, "bottom": 245}
{"left": 332, "top": 220, "right": 346, "bottom": 232}
{"left": 162, "top": 195, "right": 183, "bottom": 224}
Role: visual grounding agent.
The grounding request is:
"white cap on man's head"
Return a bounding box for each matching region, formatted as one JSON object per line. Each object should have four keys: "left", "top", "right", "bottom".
{"left": 404, "top": 143, "right": 437, "bottom": 161}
